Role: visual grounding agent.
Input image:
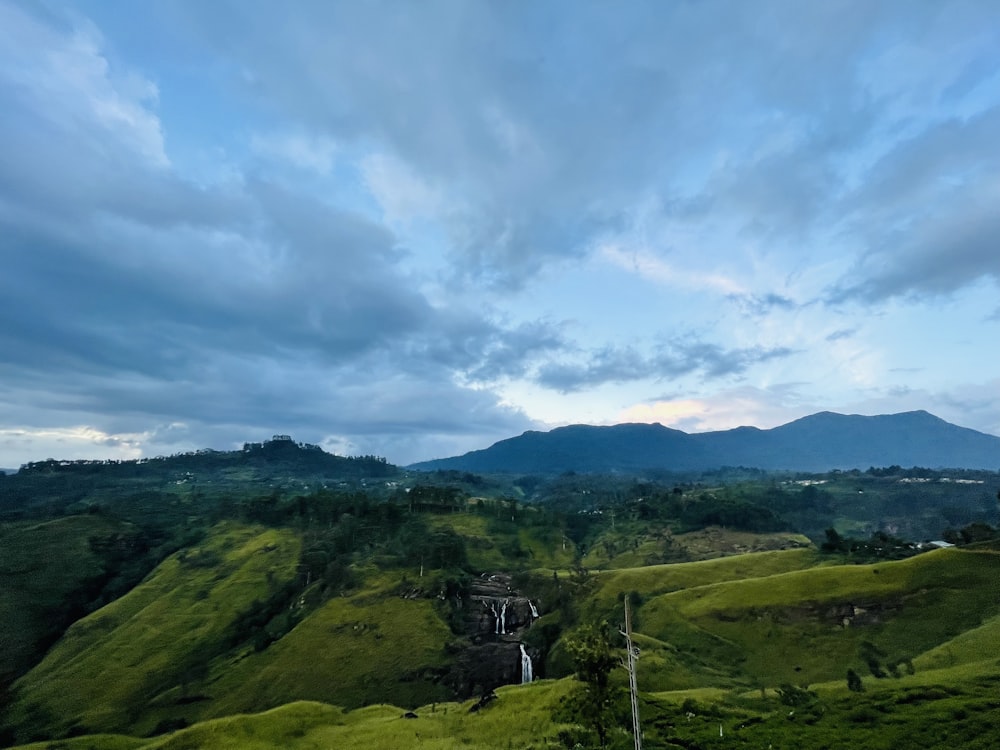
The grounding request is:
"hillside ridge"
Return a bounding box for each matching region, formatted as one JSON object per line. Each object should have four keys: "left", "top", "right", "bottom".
{"left": 410, "top": 410, "right": 1000, "bottom": 473}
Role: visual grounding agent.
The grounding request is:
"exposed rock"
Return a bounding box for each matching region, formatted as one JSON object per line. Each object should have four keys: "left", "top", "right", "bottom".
{"left": 443, "top": 572, "right": 539, "bottom": 697}
{"left": 459, "top": 573, "right": 538, "bottom": 640}
{"left": 446, "top": 641, "right": 523, "bottom": 696}
{"left": 826, "top": 600, "right": 901, "bottom": 627}
{"left": 468, "top": 690, "right": 498, "bottom": 713}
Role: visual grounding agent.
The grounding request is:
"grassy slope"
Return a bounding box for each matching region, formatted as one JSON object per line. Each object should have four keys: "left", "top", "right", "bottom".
{"left": 10, "top": 736, "right": 146, "bottom": 750}
{"left": 194, "top": 583, "right": 455, "bottom": 720}
{"left": 5, "top": 523, "right": 300, "bottom": 741}
{"left": 642, "top": 673, "right": 1000, "bottom": 750}
{"left": 152, "top": 682, "right": 570, "bottom": 750}
{"left": 589, "top": 547, "right": 822, "bottom": 613}
{"left": 0, "top": 515, "right": 132, "bottom": 684}
{"left": 913, "top": 613, "right": 1000, "bottom": 671}
{"left": 635, "top": 548, "right": 1000, "bottom": 689}
{"left": 427, "top": 513, "right": 576, "bottom": 571}
{"left": 7, "top": 682, "right": 574, "bottom": 750}
{"left": 11, "top": 667, "right": 1000, "bottom": 750}
{"left": 3, "top": 514, "right": 561, "bottom": 741}
{"left": 7, "top": 540, "right": 1000, "bottom": 748}
{"left": 582, "top": 526, "right": 813, "bottom": 570}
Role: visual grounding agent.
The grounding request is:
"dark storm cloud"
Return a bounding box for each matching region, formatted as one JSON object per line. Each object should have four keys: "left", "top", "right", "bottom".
{"left": 536, "top": 346, "right": 648, "bottom": 392}
{"left": 126, "top": 1, "right": 1000, "bottom": 309}
{"left": 0, "top": 177, "right": 433, "bottom": 376}
{"left": 463, "top": 321, "right": 568, "bottom": 382}
{"left": 830, "top": 105, "right": 1000, "bottom": 304}
{"left": 535, "top": 341, "right": 795, "bottom": 392}
{"left": 665, "top": 342, "right": 796, "bottom": 380}
{"left": 163, "top": 0, "right": 938, "bottom": 291}
{"left": 0, "top": 2, "right": 548, "bottom": 461}
{"left": 840, "top": 201, "right": 1000, "bottom": 303}
{"left": 4, "top": 0, "right": 1000, "bottom": 464}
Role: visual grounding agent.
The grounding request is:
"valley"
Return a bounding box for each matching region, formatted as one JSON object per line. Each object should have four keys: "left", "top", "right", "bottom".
{"left": 1, "top": 436, "right": 999, "bottom": 748}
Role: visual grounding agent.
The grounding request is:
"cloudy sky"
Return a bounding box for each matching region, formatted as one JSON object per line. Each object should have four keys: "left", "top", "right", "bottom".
{"left": 2, "top": 0, "right": 999, "bottom": 468}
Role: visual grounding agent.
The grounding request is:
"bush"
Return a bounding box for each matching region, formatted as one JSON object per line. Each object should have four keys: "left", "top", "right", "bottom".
{"left": 847, "top": 669, "right": 864, "bottom": 693}
{"left": 777, "top": 683, "right": 818, "bottom": 708}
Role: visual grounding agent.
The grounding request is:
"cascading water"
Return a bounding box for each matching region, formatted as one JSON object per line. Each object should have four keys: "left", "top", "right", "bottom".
{"left": 520, "top": 643, "right": 533, "bottom": 683}
{"left": 489, "top": 599, "right": 508, "bottom": 635}
{"left": 528, "top": 600, "right": 539, "bottom": 619}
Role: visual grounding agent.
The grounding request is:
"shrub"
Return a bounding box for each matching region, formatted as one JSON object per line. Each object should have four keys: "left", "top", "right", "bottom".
{"left": 847, "top": 669, "right": 864, "bottom": 693}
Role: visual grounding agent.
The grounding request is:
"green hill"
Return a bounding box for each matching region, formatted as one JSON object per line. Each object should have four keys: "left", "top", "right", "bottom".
{"left": 188, "top": 583, "right": 455, "bottom": 720}
{"left": 0, "top": 436, "right": 397, "bottom": 523}
{"left": 5, "top": 538, "right": 1000, "bottom": 748}
{"left": 632, "top": 548, "right": 1000, "bottom": 690}
{"left": 0, "top": 515, "right": 149, "bottom": 688}
{"left": 3, "top": 458, "right": 1000, "bottom": 748}
{"left": 3, "top": 524, "right": 300, "bottom": 742}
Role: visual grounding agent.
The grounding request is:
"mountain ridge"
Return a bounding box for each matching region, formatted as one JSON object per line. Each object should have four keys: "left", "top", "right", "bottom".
{"left": 410, "top": 410, "right": 1000, "bottom": 473}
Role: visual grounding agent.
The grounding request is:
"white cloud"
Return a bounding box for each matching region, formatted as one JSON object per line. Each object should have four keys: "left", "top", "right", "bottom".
{"left": 250, "top": 131, "right": 337, "bottom": 174}
{"left": 0, "top": 2, "right": 167, "bottom": 168}
{"left": 3, "top": 0, "right": 1000, "bottom": 467}
{"left": 617, "top": 386, "right": 811, "bottom": 434}
{"left": 598, "top": 242, "right": 747, "bottom": 295}
{"left": 0, "top": 425, "right": 145, "bottom": 467}
{"left": 360, "top": 152, "right": 445, "bottom": 226}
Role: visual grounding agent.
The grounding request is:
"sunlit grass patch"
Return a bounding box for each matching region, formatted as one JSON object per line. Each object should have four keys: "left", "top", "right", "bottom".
{"left": 6, "top": 523, "right": 301, "bottom": 740}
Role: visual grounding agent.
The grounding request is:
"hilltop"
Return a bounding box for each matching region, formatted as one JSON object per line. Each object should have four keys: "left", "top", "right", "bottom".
{"left": 410, "top": 410, "right": 1000, "bottom": 473}
{"left": 0, "top": 435, "right": 397, "bottom": 523}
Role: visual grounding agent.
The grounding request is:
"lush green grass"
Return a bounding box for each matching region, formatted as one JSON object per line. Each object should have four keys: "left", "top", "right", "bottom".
{"left": 6, "top": 681, "right": 576, "bottom": 750}
{"left": 9, "top": 516, "right": 1000, "bottom": 748}
{"left": 641, "top": 667, "right": 1000, "bottom": 749}
{"left": 10, "top": 735, "right": 146, "bottom": 750}
{"left": 11, "top": 666, "right": 1000, "bottom": 750}
{"left": 143, "top": 702, "right": 347, "bottom": 750}
{"left": 582, "top": 525, "right": 813, "bottom": 570}
{"left": 0, "top": 515, "right": 134, "bottom": 684}
{"left": 292, "top": 681, "right": 572, "bottom": 750}
{"left": 193, "top": 585, "right": 455, "bottom": 721}
{"left": 427, "top": 514, "right": 511, "bottom": 570}
{"left": 427, "top": 513, "right": 576, "bottom": 571}
{"left": 589, "top": 547, "right": 821, "bottom": 611}
{"left": 913, "top": 613, "right": 1000, "bottom": 671}
{"left": 633, "top": 548, "right": 1000, "bottom": 689}
{"left": 4, "top": 523, "right": 301, "bottom": 742}
{"left": 8, "top": 541, "right": 1000, "bottom": 749}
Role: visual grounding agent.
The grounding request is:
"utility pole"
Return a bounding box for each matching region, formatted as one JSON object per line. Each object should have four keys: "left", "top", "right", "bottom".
{"left": 620, "top": 595, "right": 642, "bottom": 750}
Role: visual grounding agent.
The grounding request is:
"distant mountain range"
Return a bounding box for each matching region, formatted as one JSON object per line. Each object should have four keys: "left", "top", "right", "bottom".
{"left": 409, "top": 411, "right": 1000, "bottom": 474}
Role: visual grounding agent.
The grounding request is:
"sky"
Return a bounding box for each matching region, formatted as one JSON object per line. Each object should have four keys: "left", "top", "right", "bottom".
{"left": 1, "top": 0, "right": 999, "bottom": 468}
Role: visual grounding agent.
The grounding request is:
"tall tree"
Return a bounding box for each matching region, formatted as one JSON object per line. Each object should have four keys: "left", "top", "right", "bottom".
{"left": 562, "top": 623, "right": 623, "bottom": 748}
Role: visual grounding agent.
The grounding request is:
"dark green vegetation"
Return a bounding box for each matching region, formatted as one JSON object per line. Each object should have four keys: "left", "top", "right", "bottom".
{"left": 0, "top": 516, "right": 154, "bottom": 687}
{"left": 1, "top": 436, "right": 1000, "bottom": 748}
{"left": 411, "top": 410, "right": 1000, "bottom": 473}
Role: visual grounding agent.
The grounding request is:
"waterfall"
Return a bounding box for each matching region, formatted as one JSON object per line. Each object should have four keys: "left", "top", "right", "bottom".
{"left": 520, "top": 643, "right": 533, "bottom": 683}
{"left": 528, "top": 600, "right": 539, "bottom": 619}
{"left": 489, "top": 600, "right": 508, "bottom": 635}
